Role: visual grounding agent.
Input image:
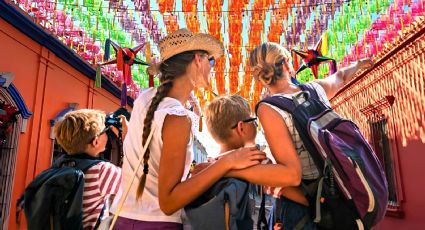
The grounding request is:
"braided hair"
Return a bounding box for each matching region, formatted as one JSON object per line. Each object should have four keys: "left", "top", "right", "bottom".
{"left": 136, "top": 50, "right": 205, "bottom": 199}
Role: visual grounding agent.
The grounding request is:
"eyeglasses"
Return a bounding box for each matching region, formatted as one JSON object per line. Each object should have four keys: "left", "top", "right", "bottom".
{"left": 231, "top": 117, "right": 258, "bottom": 129}
{"left": 89, "top": 126, "right": 110, "bottom": 143}
{"left": 98, "top": 126, "right": 110, "bottom": 136}
{"left": 208, "top": 56, "right": 215, "bottom": 67}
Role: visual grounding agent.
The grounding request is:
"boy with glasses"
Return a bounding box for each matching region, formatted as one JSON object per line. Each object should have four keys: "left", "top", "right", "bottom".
{"left": 54, "top": 109, "right": 122, "bottom": 229}
{"left": 206, "top": 94, "right": 258, "bottom": 152}
{"left": 203, "top": 94, "right": 308, "bottom": 208}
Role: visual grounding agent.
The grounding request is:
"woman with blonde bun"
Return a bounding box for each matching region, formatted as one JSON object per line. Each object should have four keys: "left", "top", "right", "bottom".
{"left": 250, "top": 42, "right": 373, "bottom": 230}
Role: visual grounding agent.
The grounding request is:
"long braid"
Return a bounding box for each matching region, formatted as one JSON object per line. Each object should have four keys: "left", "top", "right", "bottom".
{"left": 136, "top": 81, "right": 173, "bottom": 199}
{"left": 135, "top": 50, "right": 205, "bottom": 200}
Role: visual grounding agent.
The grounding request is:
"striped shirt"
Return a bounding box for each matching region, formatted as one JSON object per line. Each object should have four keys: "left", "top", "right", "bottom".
{"left": 261, "top": 158, "right": 286, "bottom": 198}
{"left": 82, "top": 161, "right": 122, "bottom": 230}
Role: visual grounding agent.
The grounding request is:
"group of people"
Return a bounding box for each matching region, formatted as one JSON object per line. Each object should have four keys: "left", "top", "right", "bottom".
{"left": 53, "top": 28, "right": 374, "bottom": 230}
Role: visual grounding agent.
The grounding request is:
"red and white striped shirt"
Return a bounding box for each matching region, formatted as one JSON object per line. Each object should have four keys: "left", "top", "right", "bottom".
{"left": 261, "top": 158, "right": 285, "bottom": 198}
{"left": 82, "top": 161, "right": 122, "bottom": 230}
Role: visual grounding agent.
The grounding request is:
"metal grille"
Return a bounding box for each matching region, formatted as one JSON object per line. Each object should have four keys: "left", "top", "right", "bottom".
{"left": 0, "top": 90, "right": 21, "bottom": 229}
{"left": 370, "top": 118, "right": 399, "bottom": 205}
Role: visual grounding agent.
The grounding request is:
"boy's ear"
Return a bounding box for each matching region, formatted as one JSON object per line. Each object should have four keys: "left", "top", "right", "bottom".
{"left": 89, "top": 137, "right": 99, "bottom": 148}
{"left": 234, "top": 122, "right": 244, "bottom": 135}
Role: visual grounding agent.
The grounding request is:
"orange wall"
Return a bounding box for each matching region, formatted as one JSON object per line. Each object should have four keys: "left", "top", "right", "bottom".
{"left": 1, "top": 18, "right": 125, "bottom": 229}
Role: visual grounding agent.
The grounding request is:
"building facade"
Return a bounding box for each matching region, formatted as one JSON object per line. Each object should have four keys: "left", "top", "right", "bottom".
{"left": 0, "top": 4, "right": 129, "bottom": 229}
{"left": 331, "top": 18, "right": 425, "bottom": 229}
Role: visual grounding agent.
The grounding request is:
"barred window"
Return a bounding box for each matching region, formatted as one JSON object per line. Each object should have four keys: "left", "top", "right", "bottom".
{"left": 362, "top": 96, "right": 404, "bottom": 217}
{"left": 370, "top": 118, "right": 398, "bottom": 205}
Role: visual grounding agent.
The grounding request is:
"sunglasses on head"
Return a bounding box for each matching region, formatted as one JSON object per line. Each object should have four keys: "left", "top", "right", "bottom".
{"left": 231, "top": 117, "right": 258, "bottom": 129}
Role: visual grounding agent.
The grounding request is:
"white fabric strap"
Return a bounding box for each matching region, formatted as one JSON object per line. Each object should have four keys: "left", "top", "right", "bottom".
{"left": 109, "top": 124, "right": 157, "bottom": 230}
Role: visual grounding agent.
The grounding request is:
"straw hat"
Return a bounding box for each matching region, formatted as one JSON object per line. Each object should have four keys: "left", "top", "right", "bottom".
{"left": 158, "top": 28, "right": 224, "bottom": 63}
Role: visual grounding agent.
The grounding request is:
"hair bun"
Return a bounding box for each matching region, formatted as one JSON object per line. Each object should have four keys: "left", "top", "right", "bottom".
{"left": 252, "top": 62, "right": 275, "bottom": 85}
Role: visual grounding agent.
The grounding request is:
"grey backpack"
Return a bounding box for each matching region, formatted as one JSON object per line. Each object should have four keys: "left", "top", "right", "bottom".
{"left": 184, "top": 178, "right": 254, "bottom": 230}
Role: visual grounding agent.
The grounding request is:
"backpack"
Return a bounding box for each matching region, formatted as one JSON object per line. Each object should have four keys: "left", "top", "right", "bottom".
{"left": 255, "top": 84, "right": 388, "bottom": 229}
{"left": 184, "top": 178, "right": 254, "bottom": 230}
{"left": 16, "top": 154, "right": 103, "bottom": 230}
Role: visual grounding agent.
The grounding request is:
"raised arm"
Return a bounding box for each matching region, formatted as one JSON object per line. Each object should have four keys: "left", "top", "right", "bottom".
{"left": 158, "top": 115, "right": 265, "bottom": 215}
{"left": 225, "top": 104, "right": 302, "bottom": 187}
{"left": 316, "top": 58, "right": 374, "bottom": 99}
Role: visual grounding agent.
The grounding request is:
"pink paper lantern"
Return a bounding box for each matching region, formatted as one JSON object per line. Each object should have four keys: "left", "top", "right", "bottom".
{"left": 411, "top": 2, "right": 424, "bottom": 16}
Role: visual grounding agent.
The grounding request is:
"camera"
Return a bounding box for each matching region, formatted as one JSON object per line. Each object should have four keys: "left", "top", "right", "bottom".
{"left": 101, "top": 108, "right": 130, "bottom": 167}
{"left": 105, "top": 107, "right": 131, "bottom": 131}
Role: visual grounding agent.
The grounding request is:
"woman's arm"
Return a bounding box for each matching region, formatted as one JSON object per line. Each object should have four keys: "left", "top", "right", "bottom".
{"left": 226, "top": 104, "right": 302, "bottom": 187}
{"left": 225, "top": 163, "right": 298, "bottom": 187}
{"left": 316, "top": 58, "right": 374, "bottom": 99}
{"left": 158, "top": 115, "right": 265, "bottom": 215}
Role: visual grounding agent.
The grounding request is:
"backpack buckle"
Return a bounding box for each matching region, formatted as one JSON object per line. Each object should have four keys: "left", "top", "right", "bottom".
{"left": 292, "top": 91, "right": 310, "bottom": 107}
{"left": 61, "top": 160, "right": 76, "bottom": 168}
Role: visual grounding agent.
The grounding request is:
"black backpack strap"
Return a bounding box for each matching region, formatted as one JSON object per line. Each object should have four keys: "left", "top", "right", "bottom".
{"left": 255, "top": 95, "right": 295, "bottom": 116}
{"left": 255, "top": 83, "right": 321, "bottom": 116}
{"left": 257, "top": 191, "right": 268, "bottom": 230}
{"left": 299, "top": 83, "right": 320, "bottom": 101}
{"left": 16, "top": 195, "right": 25, "bottom": 224}
{"left": 57, "top": 154, "right": 104, "bottom": 172}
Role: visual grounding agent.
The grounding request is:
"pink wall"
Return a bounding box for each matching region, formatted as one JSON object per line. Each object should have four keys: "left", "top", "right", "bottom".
{"left": 375, "top": 139, "right": 425, "bottom": 229}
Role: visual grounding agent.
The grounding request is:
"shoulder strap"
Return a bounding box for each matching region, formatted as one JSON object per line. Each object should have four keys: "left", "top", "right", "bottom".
{"left": 257, "top": 188, "right": 269, "bottom": 230}
{"left": 57, "top": 154, "right": 103, "bottom": 172}
{"left": 255, "top": 83, "right": 322, "bottom": 115}
{"left": 299, "top": 83, "right": 320, "bottom": 101}
{"left": 255, "top": 95, "right": 295, "bottom": 116}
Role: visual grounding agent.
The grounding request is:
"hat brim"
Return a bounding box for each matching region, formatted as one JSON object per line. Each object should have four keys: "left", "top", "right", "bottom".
{"left": 161, "top": 33, "right": 224, "bottom": 63}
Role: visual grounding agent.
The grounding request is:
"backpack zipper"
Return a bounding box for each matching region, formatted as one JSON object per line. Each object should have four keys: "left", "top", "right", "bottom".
{"left": 323, "top": 130, "right": 353, "bottom": 199}
{"left": 351, "top": 159, "right": 375, "bottom": 212}
{"left": 323, "top": 130, "right": 349, "bottom": 180}
{"left": 224, "top": 194, "right": 230, "bottom": 230}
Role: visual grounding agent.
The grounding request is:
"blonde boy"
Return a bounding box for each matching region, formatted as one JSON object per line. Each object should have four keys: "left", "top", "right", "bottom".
{"left": 205, "top": 95, "right": 308, "bottom": 206}
{"left": 54, "top": 109, "right": 121, "bottom": 230}
{"left": 205, "top": 94, "right": 258, "bottom": 153}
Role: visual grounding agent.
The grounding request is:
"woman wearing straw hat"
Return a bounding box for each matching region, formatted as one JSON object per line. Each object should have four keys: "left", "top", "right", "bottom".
{"left": 110, "top": 29, "right": 266, "bottom": 229}
{"left": 249, "top": 42, "right": 373, "bottom": 230}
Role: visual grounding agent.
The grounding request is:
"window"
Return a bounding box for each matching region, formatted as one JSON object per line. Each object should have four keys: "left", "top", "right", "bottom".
{"left": 0, "top": 101, "right": 20, "bottom": 227}
{"left": 362, "top": 96, "right": 404, "bottom": 217}
{"left": 370, "top": 118, "right": 400, "bottom": 212}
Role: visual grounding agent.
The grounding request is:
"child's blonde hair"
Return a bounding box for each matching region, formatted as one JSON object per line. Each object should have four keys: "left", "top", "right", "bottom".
{"left": 54, "top": 109, "right": 106, "bottom": 154}
{"left": 205, "top": 95, "right": 251, "bottom": 143}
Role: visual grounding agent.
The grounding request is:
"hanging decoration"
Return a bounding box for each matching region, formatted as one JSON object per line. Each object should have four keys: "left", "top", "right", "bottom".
{"left": 228, "top": 0, "right": 249, "bottom": 94}
{"left": 97, "top": 39, "right": 149, "bottom": 106}
{"left": 292, "top": 37, "right": 337, "bottom": 79}
{"left": 159, "top": 0, "right": 180, "bottom": 33}
{"left": 12, "top": 0, "right": 425, "bottom": 108}
{"left": 182, "top": 0, "right": 201, "bottom": 33}
{"left": 0, "top": 100, "right": 20, "bottom": 146}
